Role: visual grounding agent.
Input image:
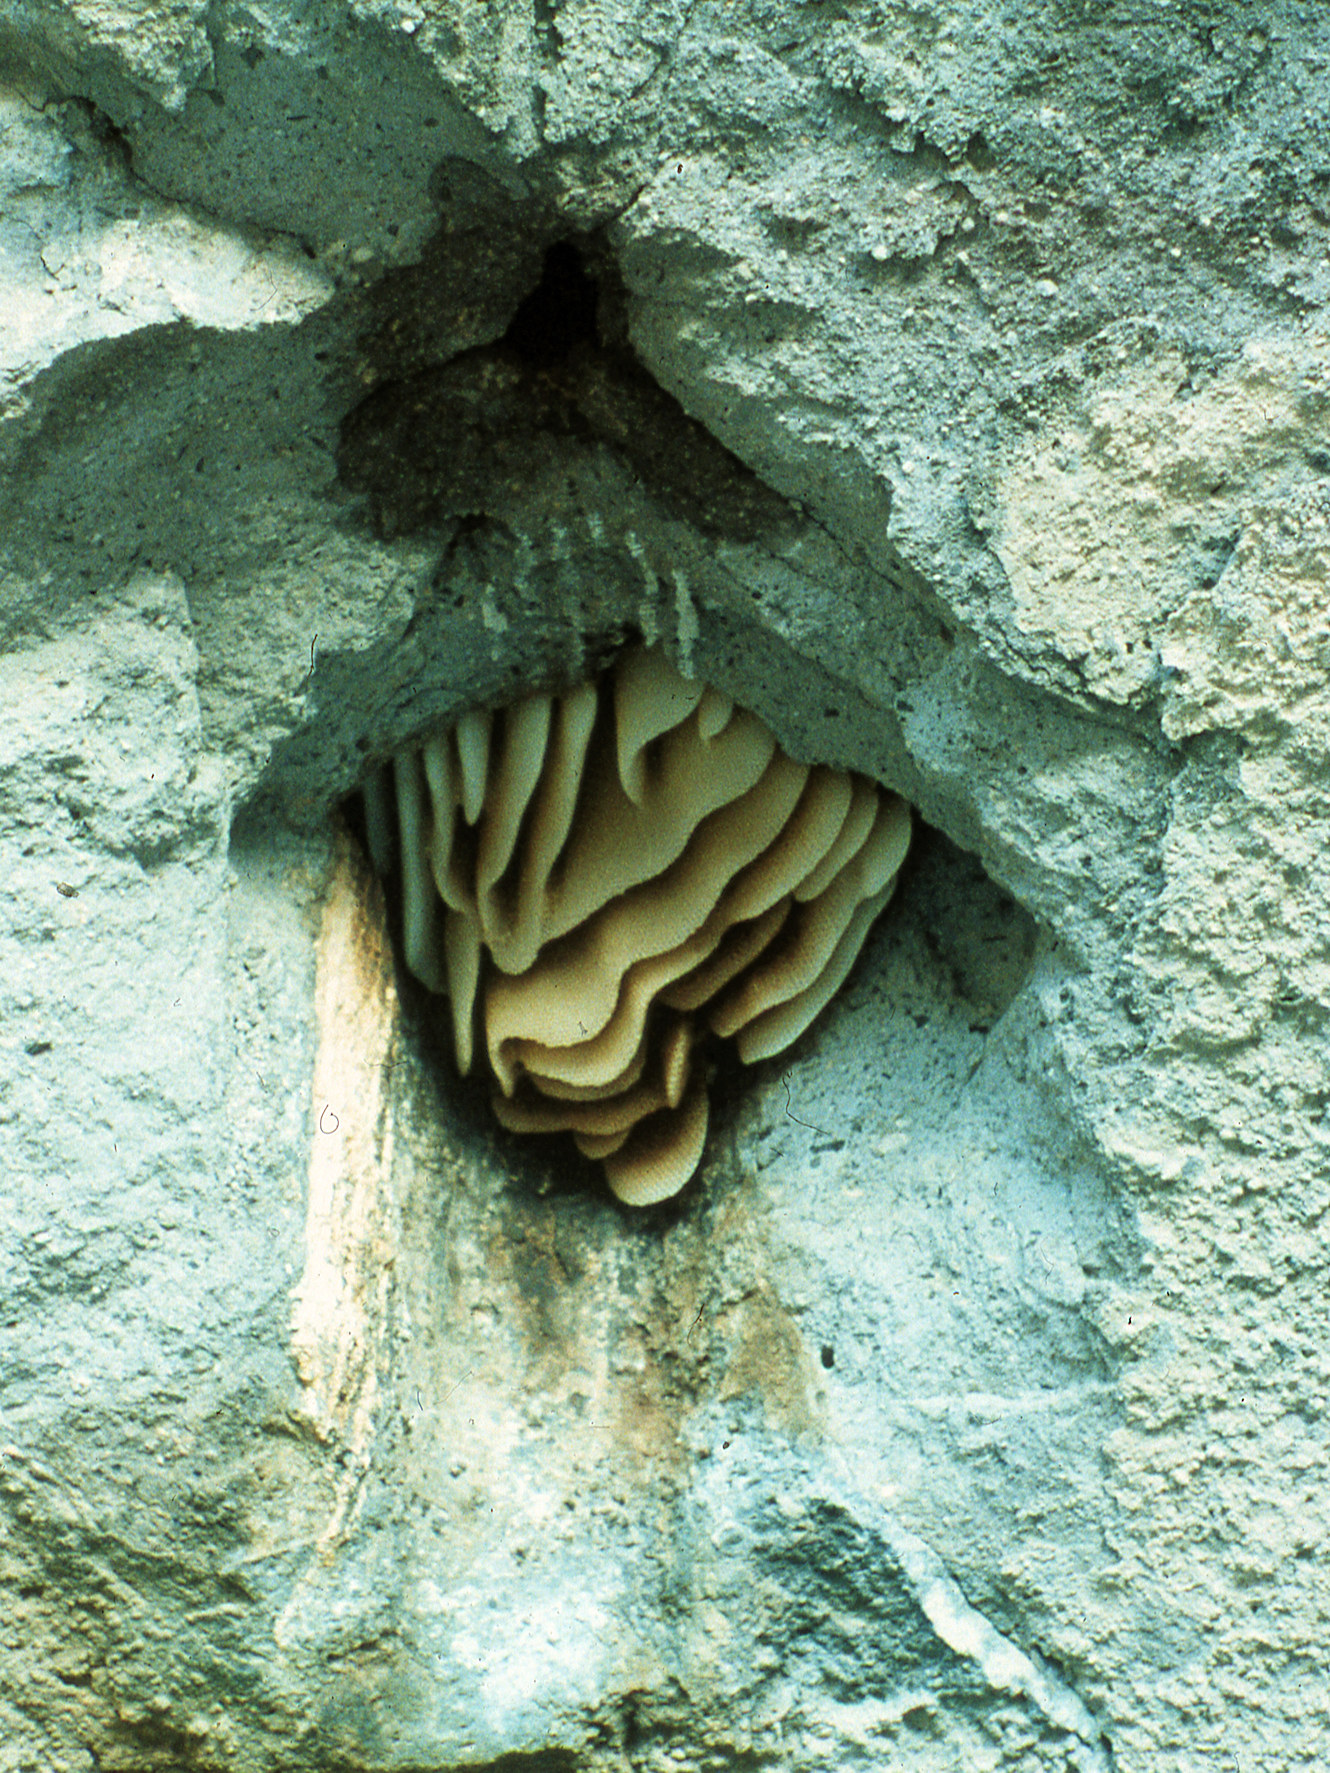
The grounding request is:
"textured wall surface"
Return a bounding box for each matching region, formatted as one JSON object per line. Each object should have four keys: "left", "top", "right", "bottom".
{"left": 2, "top": 4, "right": 1327, "bottom": 1770}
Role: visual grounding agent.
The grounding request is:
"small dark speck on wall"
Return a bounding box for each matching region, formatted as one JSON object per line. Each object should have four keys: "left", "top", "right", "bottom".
{"left": 820, "top": 1344, "right": 835, "bottom": 1369}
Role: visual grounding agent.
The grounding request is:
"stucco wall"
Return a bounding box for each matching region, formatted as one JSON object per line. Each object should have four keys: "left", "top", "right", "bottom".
{"left": 2, "top": 5, "right": 1327, "bottom": 1769}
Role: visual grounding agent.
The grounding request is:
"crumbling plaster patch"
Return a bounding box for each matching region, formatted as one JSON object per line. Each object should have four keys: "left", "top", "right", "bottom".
{"left": 994, "top": 331, "right": 1330, "bottom": 706}
{"left": 0, "top": 83, "right": 332, "bottom": 430}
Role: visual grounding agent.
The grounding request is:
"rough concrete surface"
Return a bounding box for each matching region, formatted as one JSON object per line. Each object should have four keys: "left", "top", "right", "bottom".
{"left": 0, "top": 3, "right": 1327, "bottom": 1769}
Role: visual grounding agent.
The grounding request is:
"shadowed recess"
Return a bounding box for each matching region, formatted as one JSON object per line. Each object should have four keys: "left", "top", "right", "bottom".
{"left": 337, "top": 233, "right": 798, "bottom": 540}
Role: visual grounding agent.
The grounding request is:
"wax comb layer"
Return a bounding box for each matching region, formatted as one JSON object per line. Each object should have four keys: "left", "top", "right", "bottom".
{"left": 366, "top": 645, "right": 910, "bottom": 1203}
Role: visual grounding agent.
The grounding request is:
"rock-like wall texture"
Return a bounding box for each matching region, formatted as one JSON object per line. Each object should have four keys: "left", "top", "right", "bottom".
{"left": 1, "top": 4, "right": 1326, "bottom": 1769}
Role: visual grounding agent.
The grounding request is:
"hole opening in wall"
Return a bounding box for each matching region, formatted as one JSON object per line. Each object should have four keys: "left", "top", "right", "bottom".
{"left": 322, "top": 198, "right": 1041, "bottom": 1218}
{"left": 341, "top": 643, "right": 1038, "bottom": 1213}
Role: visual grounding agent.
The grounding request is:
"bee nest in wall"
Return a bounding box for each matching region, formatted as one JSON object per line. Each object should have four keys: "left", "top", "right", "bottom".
{"left": 362, "top": 646, "right": 911, "bottom": 1206}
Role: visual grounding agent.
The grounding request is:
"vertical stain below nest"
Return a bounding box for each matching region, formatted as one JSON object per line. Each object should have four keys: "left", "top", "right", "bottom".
{"left": 291, "top": 831, "right": 399, "bottom": 1542}
{"left": 361, "top": 645, "right": 911, "bottom": 1206}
